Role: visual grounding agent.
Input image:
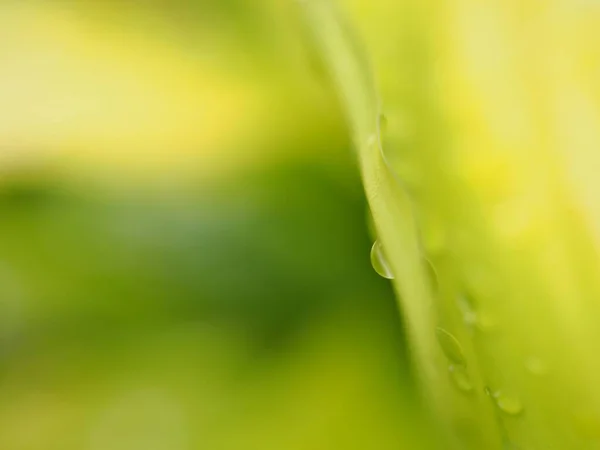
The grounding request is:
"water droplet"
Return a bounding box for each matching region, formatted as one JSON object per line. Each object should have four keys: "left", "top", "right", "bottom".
{"left": 493, "top": 391, "right": 523, "bottom": 416}
{"left": 370, "top": 240, "right": 394, "bottom": 279}
{"left": 456, "top": 293, "right": 495, "bottom": 331}
{"left": 435, "top": 327, "right": 466, "bottom": 366}
{"left": 449, "top": 364, "right": 473, "bottom": 393}
{"left": 457, "top": 294, "right": 477, "bottom": 327}
{"left": 525, "top": 357, "right": 547, "bottom": 376}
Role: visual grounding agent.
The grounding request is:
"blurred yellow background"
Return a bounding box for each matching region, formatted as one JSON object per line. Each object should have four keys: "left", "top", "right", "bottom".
{"left": 0, "top": 2, "right": 433, "bottom": 449}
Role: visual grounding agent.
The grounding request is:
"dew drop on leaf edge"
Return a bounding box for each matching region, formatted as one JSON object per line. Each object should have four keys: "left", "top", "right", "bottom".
{"left": 493, "top": 392, "right": 523, "bottom": 416}
{"left": 456, "top": 293, "right": 495, "bottom": 332}
{"left": 370, "top": 240, "right": 394, "bottom": 279}
{"left": 435, "top": 327, "right": 466, "bottom": 366}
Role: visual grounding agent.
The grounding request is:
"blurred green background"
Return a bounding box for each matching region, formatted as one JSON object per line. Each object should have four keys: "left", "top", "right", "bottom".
{"left": 0, "top": 1, "right": 435, "bottom": 449}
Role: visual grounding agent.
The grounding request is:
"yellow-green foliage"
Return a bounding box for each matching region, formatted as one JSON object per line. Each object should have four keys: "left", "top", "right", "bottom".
{"left": 302, "top": 1, "right": 600, "bottom": 448}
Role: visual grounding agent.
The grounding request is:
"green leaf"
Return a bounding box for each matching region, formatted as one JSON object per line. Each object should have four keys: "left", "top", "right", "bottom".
{"left": 300, "top": 1, "right": 600, "bottom": 449}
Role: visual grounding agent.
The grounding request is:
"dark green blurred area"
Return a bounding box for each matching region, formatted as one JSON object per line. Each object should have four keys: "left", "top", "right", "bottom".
{"left": 0, "top": 152, "right": 432, "bottom": 450}
{"left": 0, "top": 1, "right": 434, "bottom": 449}
{"left": 0, "top": 158, "right": 393, "bottom": 351}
